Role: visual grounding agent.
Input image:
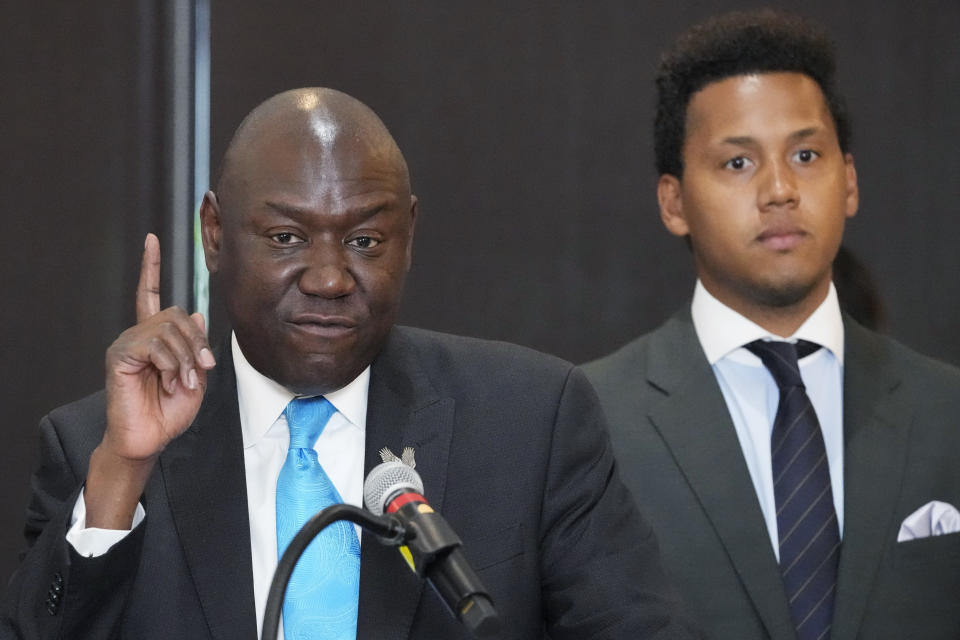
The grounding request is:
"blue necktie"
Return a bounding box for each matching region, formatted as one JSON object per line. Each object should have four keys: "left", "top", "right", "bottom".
{"left": 746, "top": 340, "right": 839, "bottom": 640}
{"left": 276, "top": 396, "right": 360, "bottom": 640}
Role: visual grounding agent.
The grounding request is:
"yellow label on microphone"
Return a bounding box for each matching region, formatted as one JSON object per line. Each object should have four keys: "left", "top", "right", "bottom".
{"left": 399, "top": 545, "right": 416, "bottom": 572}
{"left": 417, "top": 504, "right": 434, "bottom": 514}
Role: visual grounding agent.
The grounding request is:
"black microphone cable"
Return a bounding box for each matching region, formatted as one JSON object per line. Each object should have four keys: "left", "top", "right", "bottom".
{"left": 262, "top": 463, "right": 501, "bottom": 639}
{"left": 261, "top": 504, "right": 404, "bottom": 640}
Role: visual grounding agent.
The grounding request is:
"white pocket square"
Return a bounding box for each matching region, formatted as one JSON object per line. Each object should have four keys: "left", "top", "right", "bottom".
{"left": 897, "top": 500, "right": 960, "bottom": 542}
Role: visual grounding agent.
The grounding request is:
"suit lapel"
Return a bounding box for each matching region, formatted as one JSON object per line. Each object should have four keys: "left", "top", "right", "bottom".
{"left": 159, "top": 347, "right": 258, "bottom": 639}
{"left": 830, "top": 319, "right": 909, "bottom": 640}
{"left": 646, "top": 313, "right": 796, "bottom": 640}
{"left": 357, "top": 328, "right": 456, "bottom": 640}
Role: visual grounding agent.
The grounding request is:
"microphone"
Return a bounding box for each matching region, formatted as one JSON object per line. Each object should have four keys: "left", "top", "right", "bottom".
{"left": 364, "top": 461, "right": 501, "bottom": 638}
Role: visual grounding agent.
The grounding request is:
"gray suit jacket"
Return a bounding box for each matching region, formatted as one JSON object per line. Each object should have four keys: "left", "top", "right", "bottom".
{"left": 584, "top": 310, "right": 960, "bottom": 640}
{"left": 3, "top": 326, "right": 695, "bottom": 640}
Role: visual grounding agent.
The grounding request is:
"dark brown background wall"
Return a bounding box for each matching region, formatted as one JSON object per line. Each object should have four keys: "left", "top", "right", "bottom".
{"left": 3, "top": 1, "right": 959, "bottom": 585}
{"left": 1, "top": 1, "right": 176, "bottom": 587}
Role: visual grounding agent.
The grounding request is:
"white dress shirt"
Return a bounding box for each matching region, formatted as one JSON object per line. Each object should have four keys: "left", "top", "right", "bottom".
{"left": 67, "top": 332, "right": 369, "bottom": 640}
{"left": 234, "top": 334, "right": 368, "bottom": 639}
{"left": 690, "top": 280, "right": 845, "bottom": 559}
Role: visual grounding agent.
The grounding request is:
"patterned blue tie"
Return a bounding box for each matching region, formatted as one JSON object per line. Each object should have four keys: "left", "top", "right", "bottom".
{"left": 746, "top": 340, "right": 839, "bottom": 640}
{"left": 276, "top": 396, "right": 360, "bottom": 640}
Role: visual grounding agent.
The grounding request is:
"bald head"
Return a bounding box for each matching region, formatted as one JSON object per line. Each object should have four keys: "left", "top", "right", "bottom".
{"left": 217, "top": 88, "right": 410, "bottom": 207}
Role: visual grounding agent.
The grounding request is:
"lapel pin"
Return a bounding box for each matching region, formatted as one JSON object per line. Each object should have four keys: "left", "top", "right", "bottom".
{"left": 379, "top": 446, "right": 417, "bottom": 469}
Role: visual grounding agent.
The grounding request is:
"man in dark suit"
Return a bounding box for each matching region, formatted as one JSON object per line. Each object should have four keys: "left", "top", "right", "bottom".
{"left": 2, "top": 88, "right": 694, "bottom": 639}
{"left": 585, "top": 10, "right": 960, "bottom": 640}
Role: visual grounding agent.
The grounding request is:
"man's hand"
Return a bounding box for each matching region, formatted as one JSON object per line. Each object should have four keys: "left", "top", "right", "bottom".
{"left": 85, "top": 234, "right": 216, "bottom": 529}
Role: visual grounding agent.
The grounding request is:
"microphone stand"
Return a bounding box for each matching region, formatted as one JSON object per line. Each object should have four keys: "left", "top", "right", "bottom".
{"left": 261, "top": 504, "right": 405, "bottom": 640}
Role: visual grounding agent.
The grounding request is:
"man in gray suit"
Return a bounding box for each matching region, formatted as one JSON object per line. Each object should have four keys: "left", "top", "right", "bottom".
{"left": 585, "top": 10, "right": 960, "bottom": 640}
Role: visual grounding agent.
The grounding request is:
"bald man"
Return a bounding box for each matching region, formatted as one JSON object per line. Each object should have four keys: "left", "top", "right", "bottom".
{"left": 2, "top": 89, "right": 694, "bottom": 640}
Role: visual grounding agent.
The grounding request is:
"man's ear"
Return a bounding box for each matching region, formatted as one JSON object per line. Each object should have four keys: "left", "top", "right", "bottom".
{"left": 843, "top": 153, "right": 859, "bottom": 219}
{"left": 199, "top": 191, "right": 222, "bottom": 273}
{"left": 657, "top": 174, "right": 690, "bottom": 237}
{"left": 404, "top": 194, "right": 418, "bottom": 270}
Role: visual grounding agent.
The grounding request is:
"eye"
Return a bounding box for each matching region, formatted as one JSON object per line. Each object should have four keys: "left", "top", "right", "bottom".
{"left": 793, "top": 148, "right": 820, "bottom": 163}
{"left": 270, "top": 232, "right": 305, "bottom": 245}
{"left": 723, "top": 156, "right": 753, "bottom": 171}
{"left": 346, "top": 236, "right": 380, "bottom": 250}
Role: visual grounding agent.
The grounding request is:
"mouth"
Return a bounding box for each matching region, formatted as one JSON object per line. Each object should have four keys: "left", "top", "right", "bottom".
{"left": 756, "top": 227, "right": 807, "bottom": 251}
{"left": 285, "top": 315, "right": 359, "bottom": 339}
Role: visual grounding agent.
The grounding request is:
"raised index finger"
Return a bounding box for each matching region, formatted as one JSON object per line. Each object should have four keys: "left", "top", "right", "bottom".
{"left": 136, "top": 233, "right": 162, "bottom": 322}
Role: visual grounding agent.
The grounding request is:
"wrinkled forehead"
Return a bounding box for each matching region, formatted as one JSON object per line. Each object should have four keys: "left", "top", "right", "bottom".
{"left": 219, "top": 101, "right": 410, "bottom": 203}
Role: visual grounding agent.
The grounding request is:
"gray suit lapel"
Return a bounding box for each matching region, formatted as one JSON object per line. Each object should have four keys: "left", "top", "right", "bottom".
{"left": 830, "top": 319, "right": 908, "bottom": 640}
{"left": 159, "top": 348, "right": 258, "bottom": 639}
{"left": 646, "top": 313, "right": 796, "bottom": 640}
{"left": 357, "top": 328, "right": 456, "bottom": 640}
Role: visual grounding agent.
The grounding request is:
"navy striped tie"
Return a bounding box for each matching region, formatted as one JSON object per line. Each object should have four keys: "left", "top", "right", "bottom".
{"left": 746, "top": 340, "right": 839, "bottom": 640}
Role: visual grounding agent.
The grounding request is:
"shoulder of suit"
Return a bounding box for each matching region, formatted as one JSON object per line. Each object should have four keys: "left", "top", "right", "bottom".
{"left": 581, "top": 334, "right": 652, "bottom": 382}
{"left": 41, "top": 389, "right": 108, "bottom": 464}
{"left": 846, "top": 318, "right": 960, "bottom": 391}
{"left": 46, "top": 389, "right": 107, "bottom": 426}
{"left": 581, "top": 313, "right": 686, "bottom": 384}
{"left": 392, "top": 325, "right": 577, "bottom": 382}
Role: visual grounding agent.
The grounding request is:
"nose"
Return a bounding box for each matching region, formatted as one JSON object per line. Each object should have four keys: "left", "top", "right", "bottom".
{"left": 758, "top": 158, "right": 800, "bottom": 210}
{"left": 297, "top": 242, "right": 356, "bottom": 298}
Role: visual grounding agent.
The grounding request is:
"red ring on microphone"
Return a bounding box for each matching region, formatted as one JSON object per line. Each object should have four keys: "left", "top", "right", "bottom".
{"left": 386, "top": 492, "right": 426, "bottom": 513}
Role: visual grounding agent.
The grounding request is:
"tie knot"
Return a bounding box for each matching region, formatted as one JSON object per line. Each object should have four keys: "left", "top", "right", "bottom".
{"left": 284, "top": 396, "right": 336, "bottom": 449}
{"left": 745, "top": 340, "right": 819, "bottom": 390}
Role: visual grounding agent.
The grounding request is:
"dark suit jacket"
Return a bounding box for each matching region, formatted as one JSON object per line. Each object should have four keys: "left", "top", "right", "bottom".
{"left": 3, "top": 326, "right": 694, "bottom": 640}
{"left": 583, "top": 310, "right": 960, "bottom": 640}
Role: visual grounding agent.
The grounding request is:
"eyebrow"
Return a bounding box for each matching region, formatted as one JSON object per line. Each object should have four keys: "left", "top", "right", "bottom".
{"left": 720, "top": 127, "right": 824, "bottom": 147}
{"left": 263, "top": 200, "right": 391, "bottom": 222}
{"left": 264, "top": 200, "right": 310, "bottom": 218}
{"left": 787, "top": 127, "right": 822, "bottom": 142}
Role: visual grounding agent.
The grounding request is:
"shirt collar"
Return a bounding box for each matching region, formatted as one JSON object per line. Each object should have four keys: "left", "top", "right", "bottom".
{"left": 691, "top": 280, "right": 845, "bottom": 365}
{"left": 232, "top": 332, "right": 370, "bottom": 449}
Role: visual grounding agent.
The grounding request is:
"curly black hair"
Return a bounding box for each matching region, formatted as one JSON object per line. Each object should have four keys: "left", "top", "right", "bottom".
{"left": 654, "top": 9, "right": 852, "bottom": 177}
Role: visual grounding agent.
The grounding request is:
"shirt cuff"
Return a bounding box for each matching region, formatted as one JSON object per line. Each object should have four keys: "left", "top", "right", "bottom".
{"left": 66, "top": 488, "right": 146, "bottom": 557}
